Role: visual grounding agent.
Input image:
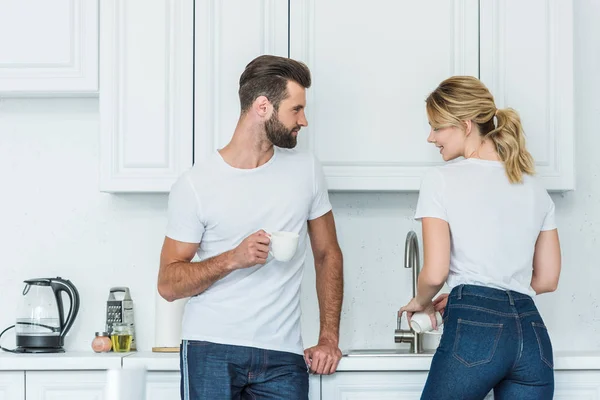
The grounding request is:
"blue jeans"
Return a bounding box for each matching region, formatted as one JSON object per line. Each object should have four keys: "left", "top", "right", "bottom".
{"left": 180, "top": 340, "right": 309, "bottom": 399}
{"left": 422, "top": 284, "right": 554, "bottom": 400}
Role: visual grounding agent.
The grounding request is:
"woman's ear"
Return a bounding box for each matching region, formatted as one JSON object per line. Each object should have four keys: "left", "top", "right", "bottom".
{"left": 463, "top": 120, "right": 472, "bottom": 137}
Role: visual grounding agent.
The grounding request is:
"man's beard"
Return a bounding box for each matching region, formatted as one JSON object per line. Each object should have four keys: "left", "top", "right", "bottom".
{"left": 265, "top": 111, "right": 300, "bottom": 149}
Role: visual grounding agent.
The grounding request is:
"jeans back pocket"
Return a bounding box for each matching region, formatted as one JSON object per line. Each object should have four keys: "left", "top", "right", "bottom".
{"left": 532, "top": 322, "right": 554, "bottom": 368}
{"left": 453, "top": 318, "right": 503, "bottom": 367}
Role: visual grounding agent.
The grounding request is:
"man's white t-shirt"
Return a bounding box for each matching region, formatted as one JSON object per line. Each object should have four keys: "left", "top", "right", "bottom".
{"left": 415, "top": 158, "right": 557, "bottom": 297}
{"left": 165, "top": 147, "right": 332, "bottom": 356}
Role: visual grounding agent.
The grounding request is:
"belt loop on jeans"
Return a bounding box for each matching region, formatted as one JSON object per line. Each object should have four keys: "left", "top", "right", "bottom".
{"left": 506, "top": 290, "right": 515, "bottom": 305}
{"left": 457, "top": 284, "right": 463, "bottom": 300}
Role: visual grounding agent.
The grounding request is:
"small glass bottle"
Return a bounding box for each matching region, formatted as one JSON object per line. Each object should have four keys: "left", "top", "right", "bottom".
{"left": 111, "top": 323, "right": 133, "bottom": 352}
{"left": 92, "top": 331, "right": 112, "bottom": 353}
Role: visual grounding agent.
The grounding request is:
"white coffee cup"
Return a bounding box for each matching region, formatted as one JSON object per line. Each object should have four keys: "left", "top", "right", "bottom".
{"left": 410, "top": 311, "right": 443, "bottom": 333}
{"left": 266, "top": 231, "right": 299, "bottom": 262}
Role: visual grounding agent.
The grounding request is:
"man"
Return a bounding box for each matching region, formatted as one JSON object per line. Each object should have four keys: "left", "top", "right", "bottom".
{"left": 158, "top": 55, "right": 344, "bottom": 400}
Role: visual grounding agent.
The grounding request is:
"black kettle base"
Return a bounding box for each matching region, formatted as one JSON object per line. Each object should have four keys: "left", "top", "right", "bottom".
{"left": 14, "top": 347, "right": 65, "bottom": 354}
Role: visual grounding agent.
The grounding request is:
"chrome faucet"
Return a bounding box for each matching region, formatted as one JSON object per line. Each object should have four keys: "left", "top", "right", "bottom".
{"left": 394, "top": 230, "right": 423, "bottom": 353}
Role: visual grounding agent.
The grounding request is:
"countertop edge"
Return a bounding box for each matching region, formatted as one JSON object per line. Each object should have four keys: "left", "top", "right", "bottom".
{"left": 121, "top": 351, "right": 600, "bottom": 372}
{"left": 3, "top": 351, "right": 600, "bottom": 372}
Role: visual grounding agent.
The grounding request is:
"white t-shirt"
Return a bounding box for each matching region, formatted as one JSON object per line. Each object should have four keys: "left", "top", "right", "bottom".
{"left": 415, "top": 158, "right": 556, "bottom": 297}
{"left": 165, "top": 147, "right": 332, "bottom": 355}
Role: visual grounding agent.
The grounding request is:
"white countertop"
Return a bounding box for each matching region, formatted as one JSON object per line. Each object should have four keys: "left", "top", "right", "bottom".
{"left": 2, "top": 350, "right": 600, "bottom": 372}
{"left": 0, "top": 351, "right": 126, "bottom": 371}
{"left": 122, "top": 350, "right": 600, "bottom": 372}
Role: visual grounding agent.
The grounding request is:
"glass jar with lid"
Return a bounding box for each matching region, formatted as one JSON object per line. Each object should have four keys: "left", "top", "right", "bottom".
{"left": 110, "top": 323, "right": 133, "bottom": 352}
{"left": 91, "top": 331, "right": 112, "bottom": 353}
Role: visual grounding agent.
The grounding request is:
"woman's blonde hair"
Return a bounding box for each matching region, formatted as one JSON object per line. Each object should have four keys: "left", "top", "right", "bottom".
{"left": 426, "top": 76, "right": 535, "bottom": 184}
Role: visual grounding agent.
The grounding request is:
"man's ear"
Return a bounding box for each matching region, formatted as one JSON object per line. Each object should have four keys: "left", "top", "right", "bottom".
{"left": 252, "top": 96, "right": 271, "bottom": 118}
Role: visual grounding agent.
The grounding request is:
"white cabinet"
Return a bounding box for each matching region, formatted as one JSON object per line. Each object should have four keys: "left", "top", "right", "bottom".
{"left": 321, "top": 371, "right": 429, "bottom": 399}
{"left": 99, "top": 0, "right": 574, "bottom": 193}
{"left": 555, "top": 371, "right": 600, "bottom": 399}
{"left": 0, "top": 372, "right": 24, "bottom": 400}
{"left": 99, "top": 0, "right": 194, "bottom": 192}
{"left": 480, "top": 0, "right": 574, "bottom": 191}
{"left": 145, "top": 372, "right": 179, "bottom": 400}
{"left": 26, "top": 371, "right": 105, "bottom": 400}
{"left": 309, "top": 374, "right": 320, "bottom": 399}
{"left": 193, "top": 0, "right": 289, "bottom": 164}
{"left": 289, "top": 0, "right": 479, "bottom": 191}
{"left": 0, "top": 0, "right": 98, "bottom": 95}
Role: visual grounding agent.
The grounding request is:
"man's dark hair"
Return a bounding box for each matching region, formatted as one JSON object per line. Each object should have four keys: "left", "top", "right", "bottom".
{"left": 238, "top": 55, "right": 311, "bottom": 113}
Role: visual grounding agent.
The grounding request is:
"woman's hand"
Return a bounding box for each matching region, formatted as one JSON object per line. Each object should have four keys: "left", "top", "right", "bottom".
{"left": 399, "top": 297, "right": 438, "bottom": 330}
{"left": 432, "top": 293, "right": 449, "bottom": 317}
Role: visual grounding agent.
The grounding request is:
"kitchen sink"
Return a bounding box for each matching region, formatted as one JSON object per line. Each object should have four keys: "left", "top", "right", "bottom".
{"left": 344, "top": 348, "right": 436, "bottom": 357}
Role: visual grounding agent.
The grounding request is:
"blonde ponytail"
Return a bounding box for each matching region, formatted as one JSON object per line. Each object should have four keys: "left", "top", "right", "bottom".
{"left": 426, "top": 76, "right": 535, "bottom": 184}
{"left": 487, "top": 108, "right": 535, "bottom": 183}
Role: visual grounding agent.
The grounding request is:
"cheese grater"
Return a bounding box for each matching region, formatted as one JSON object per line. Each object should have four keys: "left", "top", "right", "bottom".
{"left": 105, "top": 287, "right": 136, "bottom": 351}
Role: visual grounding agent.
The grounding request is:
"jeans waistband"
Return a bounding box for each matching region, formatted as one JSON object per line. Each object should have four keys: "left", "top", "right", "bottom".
{"left": 450, "top": 284, "right": 532, "bottom": 305}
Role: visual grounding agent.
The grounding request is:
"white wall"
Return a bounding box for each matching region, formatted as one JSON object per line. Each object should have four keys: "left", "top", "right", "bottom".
{"left": 0, "top": 0, "right": 598, "bottom": 353}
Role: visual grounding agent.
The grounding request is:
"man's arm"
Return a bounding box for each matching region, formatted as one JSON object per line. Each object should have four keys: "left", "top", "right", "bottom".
{"left": 304, "top": 211, "right": 344, "bottom": 375}
{"left": 158, "top": 231, "right": 271, "bottom": 302}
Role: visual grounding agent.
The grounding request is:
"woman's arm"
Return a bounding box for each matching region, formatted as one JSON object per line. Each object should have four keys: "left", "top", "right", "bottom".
{"left": 531, "top": 229, "right": 561, "bottom": 294}
{"left": 415, "top": 217, "right": 451, "bottom": 306}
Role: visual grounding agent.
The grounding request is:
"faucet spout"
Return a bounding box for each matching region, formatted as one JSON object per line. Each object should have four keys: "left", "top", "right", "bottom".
{"left": 394, "top": 230, "right": 423, "bottom": 353}
{"left": 404, "top": 230, "right": 420, "bottom": 299}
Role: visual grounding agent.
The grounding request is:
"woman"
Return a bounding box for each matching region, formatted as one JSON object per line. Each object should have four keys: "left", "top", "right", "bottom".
{"left": 400, "top": 76, "right": 561, "bottom": 400}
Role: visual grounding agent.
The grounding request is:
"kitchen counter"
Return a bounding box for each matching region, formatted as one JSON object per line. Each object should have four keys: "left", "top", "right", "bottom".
{"left": 2, "top": 350, "right": 600, "bottom": 372}
{"left": 122, "top": 350, "right": 600, "bottom": 372}
{"left": 0, "top": 351, "right": 126, "bottom": 370}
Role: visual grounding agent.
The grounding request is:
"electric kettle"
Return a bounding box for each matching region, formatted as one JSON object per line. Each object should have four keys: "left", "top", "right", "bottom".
{"left": 13, "top": 277, "right": 80, "bottom": 353}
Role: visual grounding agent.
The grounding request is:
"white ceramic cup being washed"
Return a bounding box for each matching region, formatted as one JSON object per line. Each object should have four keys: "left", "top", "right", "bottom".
{"left": 265, "top": 231, "right": 299, "bottom": 262}
{"left": 410, "top": 311, "right": 443, "bottom": 333}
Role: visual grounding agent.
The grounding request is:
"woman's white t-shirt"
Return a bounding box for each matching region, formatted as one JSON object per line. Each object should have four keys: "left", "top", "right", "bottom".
{"left": 415, "top": 158, "right": 556, "bottom": 296}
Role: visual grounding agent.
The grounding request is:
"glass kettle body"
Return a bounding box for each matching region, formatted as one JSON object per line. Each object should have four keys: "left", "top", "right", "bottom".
{"left": 15, "top": 277, "right": 80, "bottom": 353}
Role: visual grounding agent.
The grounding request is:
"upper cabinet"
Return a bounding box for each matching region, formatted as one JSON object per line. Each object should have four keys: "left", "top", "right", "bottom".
{"left": 0, "top": 0, "right": 98, "bottom": 95}
{"left": 99, "top": 0, "right": 194, "bottom": 192}
{"left": 98, "top": 0, "right": 574, "bottom": 193}
{"left": 289, "top": 0, "right": 479, "bottom": 191}
{"left": 480, "top": 0, "right": 574, "bottom": 191}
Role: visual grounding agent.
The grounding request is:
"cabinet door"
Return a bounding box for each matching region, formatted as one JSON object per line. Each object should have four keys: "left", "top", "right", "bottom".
{"left": 146, "top": 372, "right": 180, "bottom": 400}
{"left": 321, "top": 372, "right": 428, "bottom": 399}
{"left": 480, "top": 0, "right": 574, "bottom": 190}
{"left": 309, "top": 374, "right": 320, "bottom": 399}
{"left": 0, "top": 371, "right": 24, "bottom": 400}
{"left": 0, "top": 0, "right": 98, "bottom": 95}
{"left": 193, "top": 0, "right": 289, "bottom": 164}
{"left": 289, "top": 0, "right": 479, "bottom": 191}
{"left": 322, "top": 372, "right": 494, "bottom": 399}
{"left": 555, "top": 371, "right": 600, "bottom": 399}
{"left": 26, "top": 371, "right": 105, "bottom": 400}
{"left": 99, "top": 0, "right": 194, "bottom": 192}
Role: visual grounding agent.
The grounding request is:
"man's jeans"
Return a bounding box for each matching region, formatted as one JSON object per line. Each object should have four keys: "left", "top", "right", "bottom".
{"left": 180, "top": 340, "right": 309, "bottom": 399}
{"left": 421, "top": 284, "right": 554, "bottom": 400}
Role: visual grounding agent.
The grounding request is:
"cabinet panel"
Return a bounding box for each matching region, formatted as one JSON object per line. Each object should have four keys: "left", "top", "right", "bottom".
{"left": 480, "top": 0, "right": 574, "bottom": 190}
{"left": 0, "top": 0, "right": 98, "bottom": 94}
{"left": 99, "top": 0, "right": 194, "bottom": 192}
{"left": 193, "top": 0, "right": 289, "bottom": 164}
{"left": 555, "top": 371, "right": 600, "bottom": 399}
{"left": 146, "top": 372, "right": 179, "bottom": 400}
{"left": 321, "top": 371, "right": 428, "bottom": 399}
{"left": 290, "top": 0, "right": 479, "bottom": 191}
{"left": 0, "top": 371, "right": 24, "bottom": 400}
{"left": 309, "top": 374, "right": 320, "bottom": 399}
{"left": 26, "top": 371, "right": 105, "bottom": 400}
